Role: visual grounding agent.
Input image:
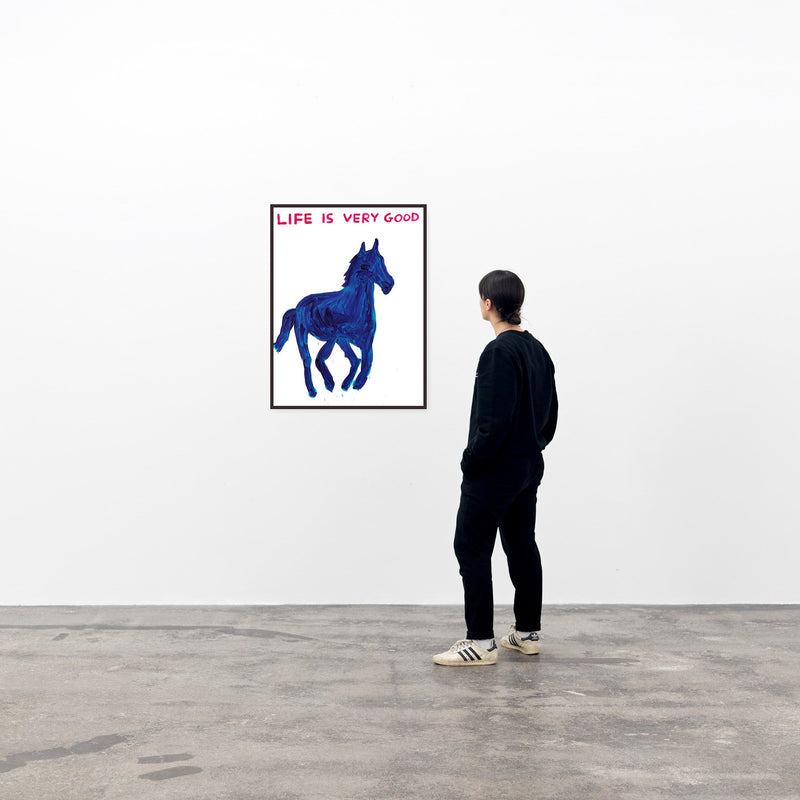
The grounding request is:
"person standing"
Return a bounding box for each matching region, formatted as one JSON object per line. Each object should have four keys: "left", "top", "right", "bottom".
{"left": 434, "top": 270, "right": 558, "bottom": 666}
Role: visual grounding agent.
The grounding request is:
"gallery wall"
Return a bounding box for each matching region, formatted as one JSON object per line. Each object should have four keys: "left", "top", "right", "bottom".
{"left": 1, "top": 1, "right": 798, "bottom": 604}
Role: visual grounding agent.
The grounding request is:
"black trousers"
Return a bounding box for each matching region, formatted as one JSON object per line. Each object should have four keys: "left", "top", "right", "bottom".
{"left": 454, "top": 456, "right": 544, "bottom": 640}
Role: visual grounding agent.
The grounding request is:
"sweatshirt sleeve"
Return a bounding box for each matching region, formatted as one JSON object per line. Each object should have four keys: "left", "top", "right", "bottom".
{"left": 460, "top": 345, "right": 517, "bottom": 476}
{"left": 541, "top": 378, "right": 558, "bottom": 446}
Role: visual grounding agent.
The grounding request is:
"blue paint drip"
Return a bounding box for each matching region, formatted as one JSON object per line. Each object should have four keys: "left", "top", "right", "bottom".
{"left": 274, "top": 239, "right": 395, "bottom": 398}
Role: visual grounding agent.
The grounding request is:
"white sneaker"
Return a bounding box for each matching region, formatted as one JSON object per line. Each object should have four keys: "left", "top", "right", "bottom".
{"left": 433, "top": 639, "right": 498, "bottom": 666}
{"left": 500, "top": 625, "right": 540, "bottom": 655}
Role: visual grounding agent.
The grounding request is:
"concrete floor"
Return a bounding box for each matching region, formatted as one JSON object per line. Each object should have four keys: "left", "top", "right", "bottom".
{"left": 1, "top": 605, "right": 798, "bottom": 800}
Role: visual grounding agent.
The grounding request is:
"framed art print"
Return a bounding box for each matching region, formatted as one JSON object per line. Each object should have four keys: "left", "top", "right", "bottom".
{"left": 270, "top": 204, "right": 427, "bottom": 409}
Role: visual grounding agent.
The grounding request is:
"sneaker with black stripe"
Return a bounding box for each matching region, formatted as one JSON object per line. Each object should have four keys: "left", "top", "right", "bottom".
{"left": 500, "top": 625, "right": 540, "bottom": 655}
{"left": 433, "top": 639, "right": 498, "bottom": 666}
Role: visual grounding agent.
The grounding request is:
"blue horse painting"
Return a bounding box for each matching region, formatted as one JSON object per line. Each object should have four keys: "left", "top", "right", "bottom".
{"left": 274, "top": 239, "right": 395, "bottom": 398}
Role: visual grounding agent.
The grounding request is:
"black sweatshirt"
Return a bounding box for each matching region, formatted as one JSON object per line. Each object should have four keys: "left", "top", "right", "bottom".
{"left": 460, "top": 330, "right": 558, "bottom": 478}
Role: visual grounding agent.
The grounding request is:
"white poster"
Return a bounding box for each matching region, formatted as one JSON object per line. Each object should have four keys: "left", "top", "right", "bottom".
{"left": 270, "top": 204, "right": 427, "bottom": 409}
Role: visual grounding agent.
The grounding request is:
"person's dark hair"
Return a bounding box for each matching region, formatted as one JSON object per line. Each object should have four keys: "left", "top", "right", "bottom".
{"left": 479, "top": 270, "right": 525, "bottom": 326}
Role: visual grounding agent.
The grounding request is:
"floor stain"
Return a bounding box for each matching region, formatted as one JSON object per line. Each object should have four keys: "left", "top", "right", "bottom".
{"left": 0, "top": 734, "right": 128, "bottom": 773}
{"left": 0, "top": 624, "right": 310, "bottom": 641}
{"left": 138, "top": 753, "right": 194, "bottom": 764}
{"left": 139, "top": 765, "right": 203, "bottom": 781}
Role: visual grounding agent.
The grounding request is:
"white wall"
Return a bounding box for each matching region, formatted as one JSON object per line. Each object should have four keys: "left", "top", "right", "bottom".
{"left": 1, "top": 1, "right": 798, "bottom": 604}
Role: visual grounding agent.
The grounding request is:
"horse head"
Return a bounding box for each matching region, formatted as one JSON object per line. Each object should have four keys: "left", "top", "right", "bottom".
{"left": 344, "top": 239, "right": 395, "bottom": 294}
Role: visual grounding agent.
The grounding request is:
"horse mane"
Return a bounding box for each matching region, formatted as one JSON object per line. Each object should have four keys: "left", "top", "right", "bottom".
{"left": 342, "top": 253, "right": 362, "bottom": 287}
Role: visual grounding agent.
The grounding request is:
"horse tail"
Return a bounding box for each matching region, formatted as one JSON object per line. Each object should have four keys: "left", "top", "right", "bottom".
{"left": 274, "top": 308, "right": 296, "bottom": 351}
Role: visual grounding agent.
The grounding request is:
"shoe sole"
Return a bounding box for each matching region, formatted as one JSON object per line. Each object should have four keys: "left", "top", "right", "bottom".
{"left": 500, "top": 639, "right": 540, "bottom": 655}
{"left": 433, "top": 657, "right": 497, "bottom": 666}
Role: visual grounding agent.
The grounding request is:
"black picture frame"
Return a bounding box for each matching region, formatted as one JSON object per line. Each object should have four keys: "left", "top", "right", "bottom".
{"left": 270, "top": 204, "right": 427, "bottom": 410}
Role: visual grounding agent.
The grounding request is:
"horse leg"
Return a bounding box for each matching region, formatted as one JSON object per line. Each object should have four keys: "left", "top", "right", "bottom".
{"left": 338, "top": 340, "right": 361, "bottom": 391}
{"left": 353, "top": 338, "right": 374, "bottom": 390}
{"left": 315, "top": 339, "right": 336, "bottom": 392}
{"left": 294, "top": 323, "right": 317, "bottom": 398}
